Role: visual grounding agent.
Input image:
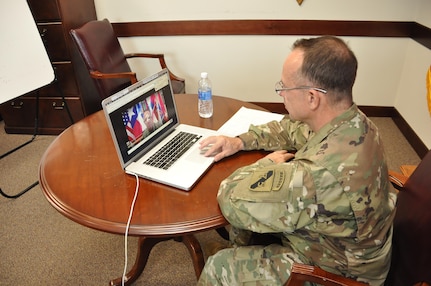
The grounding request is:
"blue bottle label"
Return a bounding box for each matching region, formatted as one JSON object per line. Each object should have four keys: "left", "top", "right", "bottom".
{"left": 198, "top": 90, "right": 212, "bottom": 100}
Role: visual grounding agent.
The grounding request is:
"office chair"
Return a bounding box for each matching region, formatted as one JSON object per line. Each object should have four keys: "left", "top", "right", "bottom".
{"left": 284, "top": 149, "right": 431, "bottom": 286}
{"left": 70, "top": 18, "right": 185, "bottom": 104}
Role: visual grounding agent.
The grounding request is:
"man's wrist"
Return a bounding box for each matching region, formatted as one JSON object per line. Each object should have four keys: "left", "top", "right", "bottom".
{"left": 235, "top": 136, "right": 245, "bottom": 151}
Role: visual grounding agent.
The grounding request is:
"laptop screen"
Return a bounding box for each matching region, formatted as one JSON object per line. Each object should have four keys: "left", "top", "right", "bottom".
{"left": 102, "top": 69, "right": 179, "bottom": 168}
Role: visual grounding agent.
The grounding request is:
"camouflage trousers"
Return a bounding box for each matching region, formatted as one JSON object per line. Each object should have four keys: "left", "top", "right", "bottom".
{"left": 197, "top": 243, "right": 305, "bottom": 286}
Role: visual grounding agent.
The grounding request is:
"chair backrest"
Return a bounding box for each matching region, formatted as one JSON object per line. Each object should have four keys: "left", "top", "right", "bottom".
{"left": 70, "top": 19, "right": 132, "bottom": 101}
{"left": 385, "top": 149, "right": 431, "bottom": 286}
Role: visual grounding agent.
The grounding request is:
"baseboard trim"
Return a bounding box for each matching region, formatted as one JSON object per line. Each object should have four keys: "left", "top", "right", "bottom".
{"left": 391, "top": 109, "right": 429, "bottom": 158}
{"left": 249, "top": 102, "right": 429, "bottom": 159}
{"left": 249, "top": 102, "right": 287, "bottom": 115}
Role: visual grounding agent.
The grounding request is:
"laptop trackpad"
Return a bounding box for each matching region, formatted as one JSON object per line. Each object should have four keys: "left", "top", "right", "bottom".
{"left": 186, "top": 149, "right": 213, "bottom": 164}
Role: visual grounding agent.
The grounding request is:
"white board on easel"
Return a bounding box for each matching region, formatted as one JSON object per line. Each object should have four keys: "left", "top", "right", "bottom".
{"left": 0, "top": 0, "right": 55, "bottom": 105}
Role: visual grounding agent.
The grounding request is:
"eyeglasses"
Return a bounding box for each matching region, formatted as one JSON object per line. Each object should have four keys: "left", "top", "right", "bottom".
{"left": 275, "top": 81, "right": 327, "bottom": 96}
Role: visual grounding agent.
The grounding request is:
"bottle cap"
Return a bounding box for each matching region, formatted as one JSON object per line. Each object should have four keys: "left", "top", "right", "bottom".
{"left": 201, "top": 72, "right": 208, "bottom": 78}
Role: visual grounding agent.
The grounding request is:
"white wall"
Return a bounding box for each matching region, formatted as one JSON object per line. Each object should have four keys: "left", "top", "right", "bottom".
{"left": 94, "top": 0, "right": 430, "bottom": 148}
{"left": 395, "top": 0, "right": 431, "bottom": 148}
{"left": 119, "top": 36, "right": 408, "bottom": 106}
{"left": 95, "top": 0, "right": 417, "bottom": 22}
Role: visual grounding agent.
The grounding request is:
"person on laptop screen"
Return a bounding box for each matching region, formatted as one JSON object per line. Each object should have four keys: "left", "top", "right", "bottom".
{"left": 197, "top": 36, "right": 396, "bottom": 285}
{"left": 122, "top": 91, "right": 168, "bottom": 149}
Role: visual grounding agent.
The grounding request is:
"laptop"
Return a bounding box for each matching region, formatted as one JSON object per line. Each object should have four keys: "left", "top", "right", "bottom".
{"left": 102, "top": 69, "right": 218, "bottom": 191}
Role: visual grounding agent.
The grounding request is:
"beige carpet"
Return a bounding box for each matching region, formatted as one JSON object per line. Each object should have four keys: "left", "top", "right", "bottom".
{"left": 0, "top": 117, "right": 421, "bottom": 285}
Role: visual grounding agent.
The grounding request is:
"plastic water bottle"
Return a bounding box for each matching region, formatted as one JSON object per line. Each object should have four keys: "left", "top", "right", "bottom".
{"left": 198, "top": 72, "right": 213, "bottom": 118}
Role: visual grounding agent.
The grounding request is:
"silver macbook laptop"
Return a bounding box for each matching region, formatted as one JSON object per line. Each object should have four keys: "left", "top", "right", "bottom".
{"left": 102, "top": 69, "right": 218, "bottom": 191}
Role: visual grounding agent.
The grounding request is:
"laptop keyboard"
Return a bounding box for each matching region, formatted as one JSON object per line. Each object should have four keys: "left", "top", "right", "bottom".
{"left": 143, "top": 131, "right": 202, "bottom": 170}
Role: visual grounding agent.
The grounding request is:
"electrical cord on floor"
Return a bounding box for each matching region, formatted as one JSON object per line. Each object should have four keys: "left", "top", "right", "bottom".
{"left": 122, "top": 172, "right": 140, "bottom": 286}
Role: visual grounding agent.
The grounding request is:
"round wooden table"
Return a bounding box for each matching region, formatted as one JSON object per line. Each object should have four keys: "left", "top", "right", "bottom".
{"left": 39, "top": 94, "right": 268, "bottom": 285}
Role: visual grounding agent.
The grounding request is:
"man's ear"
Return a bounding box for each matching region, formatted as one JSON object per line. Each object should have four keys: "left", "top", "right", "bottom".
{"left": 307, "top": 89, "right": 321, "bottom": 111}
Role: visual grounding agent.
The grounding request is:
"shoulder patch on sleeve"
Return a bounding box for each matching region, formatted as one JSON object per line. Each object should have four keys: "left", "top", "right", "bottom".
{"left": 272, "top": 170, "right": 286, "bottom": 191}
{"left": 249, "top": 169, "right": 285, "bottom": 192}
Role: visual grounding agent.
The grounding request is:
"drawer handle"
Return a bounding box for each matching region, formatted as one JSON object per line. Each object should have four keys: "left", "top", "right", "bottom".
{"left": 11, "top": 101, "right": 24, "bottom": 109}
{"left": 40, "top": 28, "right": 48, "bottom": 44}
{"left": 52, "top": 102, "right": 65, "bottom": 110}
{"left": 40, "top": 28, "right": 47, "bottom": 37}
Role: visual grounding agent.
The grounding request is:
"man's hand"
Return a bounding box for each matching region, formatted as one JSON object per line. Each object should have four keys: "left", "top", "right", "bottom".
{"left": 265, "top": 150, "right": 295, "bottom": 163}
{"left": 199, "top": 135, "right": 244, "bottom": 162}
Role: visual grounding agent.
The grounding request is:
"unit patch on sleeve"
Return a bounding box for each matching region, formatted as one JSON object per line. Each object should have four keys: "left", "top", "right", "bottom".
{"left": 249, "top": 169, "right": 285, "bottom": 192}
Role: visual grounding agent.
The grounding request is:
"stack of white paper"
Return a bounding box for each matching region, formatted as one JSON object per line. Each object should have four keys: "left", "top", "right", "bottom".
{"left": 218, "top": 106, "right": 284, "bottom": 136}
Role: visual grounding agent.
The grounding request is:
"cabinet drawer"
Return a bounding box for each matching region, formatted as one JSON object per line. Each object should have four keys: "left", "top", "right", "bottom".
{"left": 38, "top": 23, "right": 69, "bottom": 61}
{"left": 27, "top": 0, "right": 61, "bottom": 22}
{"left": 0, "top": 97, "right": 85, "bottom": 134}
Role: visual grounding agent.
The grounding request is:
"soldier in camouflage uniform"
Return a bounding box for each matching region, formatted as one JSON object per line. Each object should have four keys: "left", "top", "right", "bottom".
{"left": 197, "top": 36, "right": 397, "bottom": 286}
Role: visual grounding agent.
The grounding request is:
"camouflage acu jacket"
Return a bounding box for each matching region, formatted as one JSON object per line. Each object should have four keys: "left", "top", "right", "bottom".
{"left": 217, "top": 104, "right": 397, "bottom": 286}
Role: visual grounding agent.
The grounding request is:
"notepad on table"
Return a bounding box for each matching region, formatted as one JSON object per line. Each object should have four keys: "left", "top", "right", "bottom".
{"left": 217, "top": 106, "right": 284, "bottom": 136}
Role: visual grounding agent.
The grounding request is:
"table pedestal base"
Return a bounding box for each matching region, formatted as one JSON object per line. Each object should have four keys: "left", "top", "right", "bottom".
{"left": 110, "top": 234, "right": 204, "bottom": 286}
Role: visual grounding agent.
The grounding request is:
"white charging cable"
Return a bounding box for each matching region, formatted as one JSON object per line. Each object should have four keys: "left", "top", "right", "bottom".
{"left": 122, "top": 172, "right": 139, "bottom": 286}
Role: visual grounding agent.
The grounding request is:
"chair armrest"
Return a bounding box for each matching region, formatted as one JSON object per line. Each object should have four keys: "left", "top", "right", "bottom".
{"left": 388, "top": 170, "right": 408, "bottom": 191}
{"left": 284, "top": 263, "right": 369, "bottom": 286}
{"left": 90, "top": 70, "right": 138, "bottom": 84}
{"left": 124, "top": 53, "right": 185, "bottom": 82}
{"left": 399, "top": 164, "right": 416, "bottom": 177}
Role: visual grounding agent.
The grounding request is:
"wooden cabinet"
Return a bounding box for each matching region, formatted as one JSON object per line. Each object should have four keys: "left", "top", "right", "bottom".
{"left": 0, "top": 0, "right": 97, "bottom": 135}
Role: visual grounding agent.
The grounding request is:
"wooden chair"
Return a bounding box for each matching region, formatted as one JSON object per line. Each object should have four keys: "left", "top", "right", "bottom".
{"left": 286, "top": 263, "right": 368, "bottom": 286}
{"left": 284, "top": 149, "right": 431, "bottom": 286}
{"left": 69, "top": 19, "right": 185, "bottom": 109}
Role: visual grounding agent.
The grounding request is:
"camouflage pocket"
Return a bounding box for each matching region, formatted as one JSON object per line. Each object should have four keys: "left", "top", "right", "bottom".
{"left": 234, "top": 245, "right": 295, "bottom": 285}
